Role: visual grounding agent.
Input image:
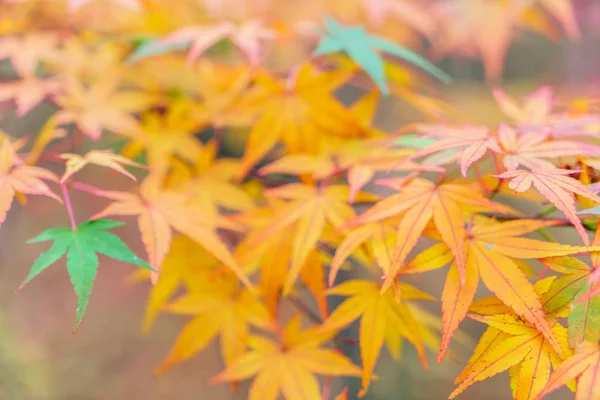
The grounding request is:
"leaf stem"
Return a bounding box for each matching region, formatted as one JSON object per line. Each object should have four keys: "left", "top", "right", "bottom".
{"left": 61, "top": 183, "right": 78, "bottom": 230}
{"left": 322, "top": 377, "right": 332, "bottom": 400}
{"left": 288, "top": 294, "right": 322, "bottom": 324}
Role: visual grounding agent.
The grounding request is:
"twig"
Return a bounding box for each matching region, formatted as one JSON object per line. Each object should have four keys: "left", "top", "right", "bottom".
{"left": 288, "top": 294, "right": 323, "bottom": 324}
{"left": 61, "top": 183, "right": 78, "bottom": 230}
{"left": 322, "top": 377, "right": 332, "bottom": 400}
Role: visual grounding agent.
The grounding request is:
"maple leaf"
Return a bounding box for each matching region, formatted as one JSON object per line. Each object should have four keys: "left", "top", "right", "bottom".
{"left": 120, "top": 100, "right": 205, "bottom": 181}
{"left": 493, "top": 86, "right": 555, "bottom": 124}
{"left": 497, "top": 169, "right": 600, "bottom": 245}
{"left": 536, "top": 341, "right": 600, "bottom": 400}
{"left": 494, "top": 124, "right": 600, "bottom": 171}
{"left": 211, "top": 314, "right": 361, "bottom": 400}
{"left": 24, "top": 114, "right": 68, "bottom": 165}
{"left": 155, "top": 267, "right": 275, "bottom": 374}
{"left": 328, "top": 218, "right": 409, "bottom": 286}
{"left": 409, "top": 217, "right": 600, "bottom": 363}
{"left": 73, "top": 175, "right": 252, "bottom": 288}
{"left": 0, "top": 135, "right": 62, "bottom": 229}
{"left": 259, "top": 135, "right": 444, "bottom": 202}
{"left": 125, "top": 59, "right": 254, "bottom": 127}
{"left": 233, "top": 200, "right": 336, "bottom": 319}
{"left": 538, "top": 256, "right": 600, "bottom": 349}
{"left": 345, "top": 178, "right": 510, "bottom": 288}
{"left": 128, "top": 19, "right": 277, "bottom": 66}
{"left": 134, "top": 235, "right": 222, "bottom": 332}
{"left": 54, "top": 74, "right": 156, "bottom": 140}
{"left": 450, "top": 311, "right": 571, "bottom": 400}
{"left": 165, "top": 141, "right": 255, "bottom": 217}
{"left": 358, "top": 0, "right": 436, "bottom": 37}
{"left": 241, "top": 183, "right": 361, "bottom": 295}
{"left": 19, "top": 219, "right": 153, "bottom": 331}
{"left": 44, "top": 36, "right": 126, "bottom": 82}
{"left": 313, "top": 16, "right": 450, "bottom": 95}
{"left": 0, "top": 76, "right": 63, "bottom": 117}
{"left": 235, "top": 63, "right": 364, "bottom": 178}
{"left": 0, "top": 33, "right": 58, "bottom": 77}
{"left": 193, "top": 61, "right": 255, "bottom": 127}
{"left": 67, "top": 0, "right": 141, "bottom": 11}
{"left": 397, "top": 124, "right": 501, "bottom": 176}
{"left": 59, "top": 149, "right": 145, "bottom": 183}
{"left": 430, "top": 0, "right": 579, "bottom": 80}
{"left": 321, "top": 279, "right": 432, "bottom": 396}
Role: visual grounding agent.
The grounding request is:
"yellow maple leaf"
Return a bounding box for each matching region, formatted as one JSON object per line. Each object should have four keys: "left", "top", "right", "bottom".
{"left": 211, "top": 314, "right": 361, "bottom": 400}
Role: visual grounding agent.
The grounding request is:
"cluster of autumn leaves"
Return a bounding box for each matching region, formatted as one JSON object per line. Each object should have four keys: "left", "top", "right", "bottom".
{"left": 3, "top": 0, "right": 600, "bottom": 400}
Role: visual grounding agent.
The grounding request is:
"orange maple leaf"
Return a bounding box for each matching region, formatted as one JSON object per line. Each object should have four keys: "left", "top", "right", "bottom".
{"left": 120, "top": 100, "right": 205, "bottom": 181}
{"left": 236, "top": 63, "right": 366, "bottom": 178}
{"left": 165, "top": 140, "right": 255, "bottom": 217}
{"left": 408, "top": 217, "right": 600, "bottom": 363}
{"left": 59, "top": 149, "right": 145, "bottom": 183}
{"left": 321, "top": 279, "right": 432, "bottom": 396}
{"left": 155, "top": 266, "right": 275, "bottom": 374}
{"left": 240, "top": 182, "right": 364, "bottom": 295}
{"left": 55, "top": 74, "right": 156, "bottom": 140}
{"left": 260, "top": 135, "right": 443, "bottom": 202}
{"left": 74, "top": 175, "right": 252, "bottom": 289}
{"left": 0, "top": 135, "right": 62, "bottom": 228}
{"left": 233, "top": 200, "right": 333, "bottom": 319}
{"left": 211, "top": 314, "right": 361, "bottom": 400}
{"left": 131, "top": 235, "right": 222, "bottom": 333}
{"left": 345, "top": 178, "right": 510, "bottom": 288}
{"left": 450, "top": 311, "right": 571, "bottom": 400}
{"left": 536, "top": 341, "right": 600, "bottom": 400}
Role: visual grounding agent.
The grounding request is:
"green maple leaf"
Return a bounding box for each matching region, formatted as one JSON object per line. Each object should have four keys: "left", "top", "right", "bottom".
{"left": 19, "top": 219, "right": 154, "bottom": 332}
{"left": 313, "top": 16, "right": 451, "bottom": 95}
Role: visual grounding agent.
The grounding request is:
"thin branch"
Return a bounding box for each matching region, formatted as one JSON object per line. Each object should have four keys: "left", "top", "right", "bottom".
{"left": 288, "top": 294, "right": 323, "bottom": 325}
{"left": 61, "top": 183, "right": 78, "bottom": 230}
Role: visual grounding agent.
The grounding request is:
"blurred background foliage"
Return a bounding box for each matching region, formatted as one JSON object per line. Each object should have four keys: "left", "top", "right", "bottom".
{"left": 1, "top": 0, "right": 600, "bottom": 399}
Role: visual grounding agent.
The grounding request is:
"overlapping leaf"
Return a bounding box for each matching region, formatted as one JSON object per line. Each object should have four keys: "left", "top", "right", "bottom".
{"left": 0, "top": 135, "right": 61, "bottom": 229}
{"left": 128, "top": 19, "right": 277, "bottom": 65}
{"left": 497, "top": 169, "right": 600, "bottom": 244}
{"left": 321, "top": 279, "right": 432, "bottom": 396}
{"left": 240, "top": 182, "right": 363, "bottom": 295}
{"left": 73, "top": 175, "right": 251, "bottom": 288}
{"left": 211, "top": 314, "right": 361, "bottom": 400}
{"left": 59, "top": 149, "right": 145, "bottom": 183}
{"left": 344, "top": 178, "right": 511, "bottom": 289}
{"left": 539, "top": 256, "right": 600, "bottom": 349}
{"left": 536, "top": 341, "right": 600, "bottom": 400}
{"left": 55, "top": 74, "right": 156, "bottom": 140}
{"left": 410, "top": 217, "right": 600, "bottom": 363}
{"left": 235, "top": 63, "right": 366, "bottom": 178}
{"left": 450, "top": 310, "right": 571, "bottom": 400}
{"left": 155, "top": 267, "right": 275, "bottom": 374}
